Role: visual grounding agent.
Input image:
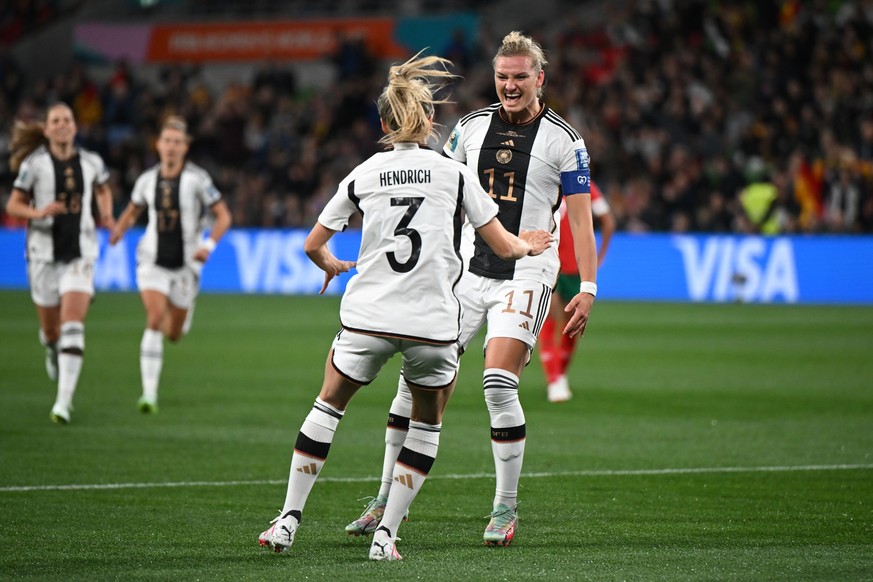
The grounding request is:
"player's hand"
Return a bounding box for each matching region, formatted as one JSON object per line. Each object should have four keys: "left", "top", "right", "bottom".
{"left": 193, "top": 247, "right": 210, "bottom": 263}
{"left": 38, "top": 201, "right": 66, "bottom": 218}
{"left": 109, "top": 226, "right": 124, "bottom": 246}
{"left": 519, "top": 229, "right": 554, "bottom": 256}
{"left": 319, "top": 260, "right": 357, "bottom": 295}
{"left": 563, "top": 291, "right": 594, "bottom": 338}
{"left": 100, "top": 214, "right": 116, "bottom": 232}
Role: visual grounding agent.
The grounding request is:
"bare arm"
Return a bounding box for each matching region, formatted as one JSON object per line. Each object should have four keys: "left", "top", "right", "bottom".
{"left": 193, "top": 200, "right": 233, "bottom": 263}
{"left": 475, "top": 218, "right": 552, "bottom": 260}
{"left": 94, "top": 182, "right": 116, "bottom": 230}
{"left": 303, "top": 222, "right": 357, "bottom": 295}
{"left": 109, "top": 201, "right": 145, "bottom": 245}
{"left": 5, "top": 188, "right": 65, "bottom": 220}
{"left": 563, "top": 193, "right": 597, "bottom": 338}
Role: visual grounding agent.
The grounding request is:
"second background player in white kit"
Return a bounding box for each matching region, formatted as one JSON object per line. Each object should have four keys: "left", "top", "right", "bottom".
{"left": 110, "top": 116, "right": 232, "bottom": 413}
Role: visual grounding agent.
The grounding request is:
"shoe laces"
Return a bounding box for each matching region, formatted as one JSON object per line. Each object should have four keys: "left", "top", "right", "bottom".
{"left": 485, "top": 504, "right": 517, "bottom": 530}
{"left": 357, "top": 495, "right": 387, "bottom": 515}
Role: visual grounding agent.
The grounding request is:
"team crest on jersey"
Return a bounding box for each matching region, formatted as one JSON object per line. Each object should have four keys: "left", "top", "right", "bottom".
{"left": 448, "top": 128, "right": 460, "bottom": 152}
{"left": 496, "top": 149, "right": 513, "bottom": 164}
{"left": 575, "top": 148, "right": 590, "bottom": 170}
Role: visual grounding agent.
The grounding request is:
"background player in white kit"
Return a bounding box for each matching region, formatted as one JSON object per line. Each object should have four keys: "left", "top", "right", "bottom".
{"left": 345, "top": 31, "right": 599, "bottom": 547}
{"left": 257, "top": 53, "right": 552, "bottom": 562}
{"left": 6, "top": 102, "right": 116, "bottom": 425}
{"left": 110, "top": 116, "right": 232, "bottom": 414}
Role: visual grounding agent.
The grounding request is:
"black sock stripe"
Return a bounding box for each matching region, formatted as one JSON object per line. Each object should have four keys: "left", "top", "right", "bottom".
{"left": 294, "top": 432, "right": 330, "bottom": 460}
{"left": 387, "top": 413, "right": 410, "bottom": 430}
{"left": 491, "top": 425, "right": 526, "bottom": 441}
{"left": 483, "top": 376, "right": 519, "bottom": 390}
{"left": 397, "top": 447, "right": 436, "bottom": 475}
{"left": 312, "top": 401, "right": 343, "bottom": 420}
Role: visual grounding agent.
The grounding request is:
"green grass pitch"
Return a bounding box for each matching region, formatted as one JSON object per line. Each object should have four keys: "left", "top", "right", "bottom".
{"left": 1, "top": 290, "right": 871, "bottom": 580}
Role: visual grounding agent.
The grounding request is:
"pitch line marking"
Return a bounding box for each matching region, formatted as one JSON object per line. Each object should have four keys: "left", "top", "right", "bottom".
{"left": 1, "top": 463, "right": 871, "bottom": 493}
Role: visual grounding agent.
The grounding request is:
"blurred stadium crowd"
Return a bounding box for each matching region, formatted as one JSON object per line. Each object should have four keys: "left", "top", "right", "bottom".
{"left": 2, "top": 0, "right": 873, "bottom": 233}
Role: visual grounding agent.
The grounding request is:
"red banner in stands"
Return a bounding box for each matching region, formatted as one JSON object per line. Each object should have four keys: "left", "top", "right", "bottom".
{"left": 145, "top": 19, "right": 405, "bottom": 62}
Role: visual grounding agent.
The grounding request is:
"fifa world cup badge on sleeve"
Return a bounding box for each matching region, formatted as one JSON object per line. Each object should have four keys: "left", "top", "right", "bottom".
{"left": 562, "top": 147, "right": 591, "bottom": 194}
{"left": 448, "top": 128, "right": 460, "bottom": 153}
{"left": 575, "top": 148, "right": 590, "bottom": 171}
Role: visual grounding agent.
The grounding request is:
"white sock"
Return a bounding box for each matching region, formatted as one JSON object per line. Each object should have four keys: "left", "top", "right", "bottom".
{"left": 484, "top": 368, "right": 525, "bottom": 510}
{"left": 282, "top": 398, "right": 344, "bottom": 515}
{"left": 56, "top": 322, "right": 85, "bottom": 409}
{"left": 140, "top": 329, "right": 164, "bottom": 402}
{"left": 379, "top": 420, "right": 441, "bottom": 537}
{"left": 378, "top": 375, "right": 413, "bottom": 499}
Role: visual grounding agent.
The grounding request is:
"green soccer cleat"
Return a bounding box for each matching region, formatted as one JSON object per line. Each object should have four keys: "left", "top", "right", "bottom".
{"left": 137, "top": 396, "right": 158, "bottom": 414}
{"left": 483, "top": 504, "right": 517, "bottom": 547}
{"left": 345, "top": 495, "right": 388, "bottom": 536}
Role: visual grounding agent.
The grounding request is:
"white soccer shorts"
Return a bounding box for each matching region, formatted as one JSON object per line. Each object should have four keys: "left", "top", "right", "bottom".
{"left": 331, "top": 329, "right": 460, "bottom": 388}
{"left": 28, "top": 258, "right": 95, "bottom": 307}
{"left": 457, "top": 273, "right": 552, "bottom": 353}
{"left": 136, "top": 263, "right": 199, "bottom": 309}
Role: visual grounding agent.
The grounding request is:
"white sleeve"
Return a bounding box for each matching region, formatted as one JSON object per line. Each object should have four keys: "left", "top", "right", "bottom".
{"left": 130, "top": 174, "right": 149, "bottom": 207}
{"left": 459, "top": 166, "right": 499, "bottom": 228}
{"left": 317, "top": 176, "right": 358, "bottom": 232}
{"left": 197, "top": 173, "right": 222, "bottom": 207}
{"left": 12, "top": 156, "right": 36, "bottom": 192}
{"left": 93, "top": 154, "right": 110, "bottom": 186}
{"left": 442, "top": 123, "right": 466, "bottom": 164}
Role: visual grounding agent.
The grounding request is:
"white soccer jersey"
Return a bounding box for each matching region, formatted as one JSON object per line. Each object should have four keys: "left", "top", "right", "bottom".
{"left": 444, "top": 103, "right": 591, "bottom": 286}
{"left": 318, "top": 143, "right": 499, "bottom": 344}
{"left": 13, "top": 145, "right": 109, "bottom": 263}
{"left": 130, "top": 161, "right": 222, "bottom": 271}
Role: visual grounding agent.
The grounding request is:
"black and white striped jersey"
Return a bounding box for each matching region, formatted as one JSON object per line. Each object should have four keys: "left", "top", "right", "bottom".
{"left": 130, "top": 161, "right": 222, "bottom": 271}
{"left": 443, "top": 102, "right": 590, "bottom": 285}
{"left": 318, "top": 143, "right": 499, "bottom": 344}
{"left": 13, "top": 145, "right": 109, "bottom": 263}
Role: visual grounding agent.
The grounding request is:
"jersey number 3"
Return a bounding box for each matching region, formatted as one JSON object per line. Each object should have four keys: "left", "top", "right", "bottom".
{"left": 387, "top": 197, "right": 423, "bottom": 273}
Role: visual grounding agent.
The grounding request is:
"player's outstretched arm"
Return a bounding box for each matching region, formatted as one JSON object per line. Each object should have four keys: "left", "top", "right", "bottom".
{"left": 476, "top": 218, "right": 552, "bottom": 260}
{"left": 304, "top": 222, "right": 357, "bottom": 294}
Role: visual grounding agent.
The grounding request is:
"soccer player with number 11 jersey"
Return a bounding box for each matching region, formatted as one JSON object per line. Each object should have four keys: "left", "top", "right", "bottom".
{"left": 346, "top": 31, "right": 599, "bottom": 548}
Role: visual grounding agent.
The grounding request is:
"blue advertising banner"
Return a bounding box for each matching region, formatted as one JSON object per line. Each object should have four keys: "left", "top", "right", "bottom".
{"left": 1, "top": 229, "right": 872, "bottom": 304}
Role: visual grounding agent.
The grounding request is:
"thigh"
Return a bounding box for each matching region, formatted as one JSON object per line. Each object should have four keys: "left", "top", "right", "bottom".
{"left": 318, "top": 350, "right": 364, "bottom": 411}
{"left": 330, "top": 330, "right": 397, "bottom": 385}
{"left": 457, "top": 272, "right": 488, "bottom": 350}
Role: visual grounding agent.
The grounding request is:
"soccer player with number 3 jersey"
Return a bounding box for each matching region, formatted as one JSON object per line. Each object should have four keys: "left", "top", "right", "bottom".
{"left": 257, "top": 53, "right": 552, "bottom": 562}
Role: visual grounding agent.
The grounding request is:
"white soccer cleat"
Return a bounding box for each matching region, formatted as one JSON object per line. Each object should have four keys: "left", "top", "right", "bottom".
{"left": 50, "top": 402, "right": 70, "bottom": 425}
{"left": 258, "top": 511, "right": 298, "bottom": 553}
{"left": 368, "top": 528, "right": 402, "bottom": 561}
{"left": 547, "top": 375, "right": 572, "bottom": 403}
